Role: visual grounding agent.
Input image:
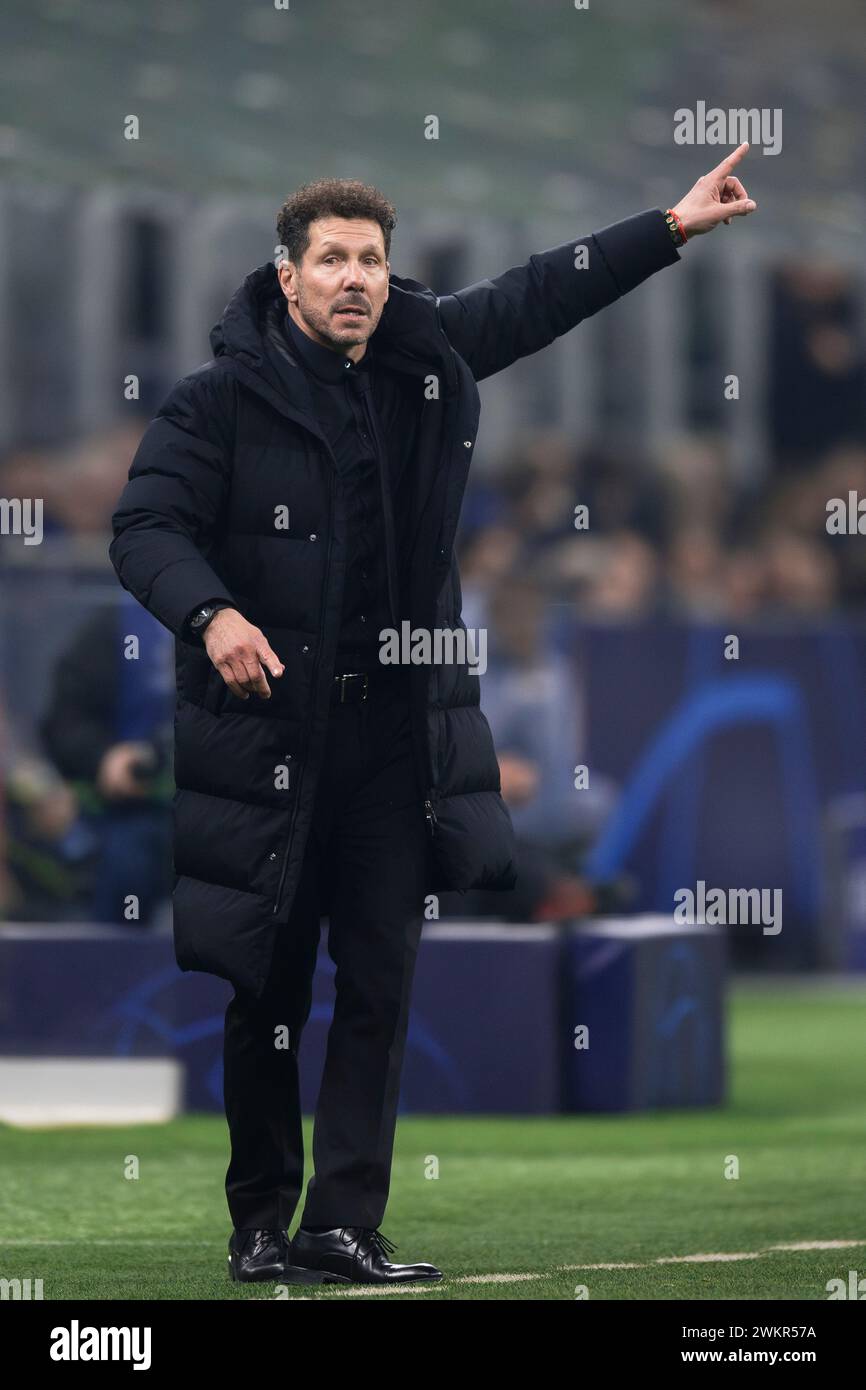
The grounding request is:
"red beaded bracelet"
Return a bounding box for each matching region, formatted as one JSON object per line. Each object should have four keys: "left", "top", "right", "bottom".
{"left": 664, "top": 208, "right": 688, "bottom": 247}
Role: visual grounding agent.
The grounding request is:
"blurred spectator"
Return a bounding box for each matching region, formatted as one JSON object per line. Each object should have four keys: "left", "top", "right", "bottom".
{"left": 762, "top": 531, "right": 838, "bottom": 614}
{"left": 1, "top": 745, "right": 93, "bottom": 922}
{"left": 440, "top": 572, "right": 622, "bottom": 923}
{"left": 818, "top": 446, "right": 866, "bottom": 608}
{"left": 665, "top": 525, "right": 728, "bottom": 619}
{"left": 457, "top": 521, "right": 524, "bottom": 634}
{"left": 723, "top": 545, "right": 768, "bottom": 619}
{"left": 580, "top": 531, "right": 660, "bottom": 619}
{"left": 0, "top": 421, "right": 147, "bottom": 553}
{"left": 577, "top": 440, "right": 671, "bottom": 546}
{"left": 502, "top": 429, "right": 578, "bottom": 547}
{"left": 38, "top": 595, "right": 174, "bottom": 925}
{"left": 770, "top": 263, "right": 866, "bottom": 468}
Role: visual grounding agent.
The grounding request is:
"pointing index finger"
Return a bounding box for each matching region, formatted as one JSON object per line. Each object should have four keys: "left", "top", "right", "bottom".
{"left": 709, "top": 140, "right": 749, "bottom": 182}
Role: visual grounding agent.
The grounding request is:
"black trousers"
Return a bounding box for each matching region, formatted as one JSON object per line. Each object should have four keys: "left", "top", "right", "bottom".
{"left": 223, "top": 665, "right": 429, "bottom": 1230}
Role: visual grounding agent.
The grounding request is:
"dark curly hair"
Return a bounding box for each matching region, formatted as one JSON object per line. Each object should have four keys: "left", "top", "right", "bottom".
{"left": 276, "top": 178, "right": 398, "bottom": 266}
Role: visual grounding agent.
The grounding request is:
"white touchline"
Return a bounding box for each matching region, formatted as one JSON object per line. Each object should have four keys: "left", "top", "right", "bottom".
{"left": 315, "top": 1272, "right": 547, "bottom": 1295}
{"left": 560, "top": 1238, "right": 866, "bottom": 1271}
{"left": 3, "top": 1237, "right": 863, "bottom": 1292}
{"left": 769, "top": 1240, "right": 865, "bottom": 1251}
{"left": 277, "top": 1241, "right": 866, "bottom": 1294}
{"left": 323, "top": 1283, "right": 442, "bottom": 1296}
{"left": 657, "top": 1252, "right": 764, "bottom": 1263}
{"left": 458, "top": 1272, "right": 543, "bottom": 1283}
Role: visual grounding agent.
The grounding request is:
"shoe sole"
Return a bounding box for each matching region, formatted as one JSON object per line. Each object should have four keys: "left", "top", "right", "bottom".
{"left": 228, "top": 1256, "right": 330, "bottom": 1285}
{"left": 285, "top": 1263, "right": 444, "bottom": 1286}
{"left": 229, "top": 1256, "right": 444, "bottom": 1286}
{"left": 284, "top": 1265, "right": 353, "bottom": 1284}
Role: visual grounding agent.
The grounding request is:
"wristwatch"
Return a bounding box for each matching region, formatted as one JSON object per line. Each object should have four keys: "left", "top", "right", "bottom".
{"left": 188, "top": 601, "right": 234, "bottom": 637}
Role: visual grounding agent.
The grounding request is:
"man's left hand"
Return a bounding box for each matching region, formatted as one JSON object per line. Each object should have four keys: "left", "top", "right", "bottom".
{"left": 672, "top": 140, "right": 757, "bottom": 238}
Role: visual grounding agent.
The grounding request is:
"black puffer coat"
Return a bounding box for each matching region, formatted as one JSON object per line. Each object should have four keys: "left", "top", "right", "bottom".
{"left": 109, "top": 208, "right": 679, "bottom": 996}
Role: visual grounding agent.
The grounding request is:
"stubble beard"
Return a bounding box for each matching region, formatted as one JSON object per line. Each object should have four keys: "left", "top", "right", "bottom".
{"left": 296, "top": 282, "right": 372, "bottom": 353}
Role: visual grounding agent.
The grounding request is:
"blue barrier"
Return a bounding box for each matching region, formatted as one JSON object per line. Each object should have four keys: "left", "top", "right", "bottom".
{"left": 0, "top": 917, "right": 725, "bottom": 1116}
{"left": 564, "top": 919, "right": 726, "bottom": 1111}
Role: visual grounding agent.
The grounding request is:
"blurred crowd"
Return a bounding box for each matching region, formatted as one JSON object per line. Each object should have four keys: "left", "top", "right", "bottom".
{"left": 457, "top": 257, "right": 866, "bottom": 624}
{"left": 458, "top": 433, "right": 866, "bottom": 626}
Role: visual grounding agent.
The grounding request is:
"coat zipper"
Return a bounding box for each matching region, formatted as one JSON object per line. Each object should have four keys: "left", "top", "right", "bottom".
{"left": 419, "top": 328, "right": 463, "bottom": 847}
{"left": 272, "top": 461, "right": 337, "bottom": 915}
{"left": 267, "top": 316, "right": 459, "bottom": 905}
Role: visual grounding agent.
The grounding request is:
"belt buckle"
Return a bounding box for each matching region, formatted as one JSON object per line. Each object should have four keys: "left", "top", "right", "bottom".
{"left": 336, "top": 671, "right": 369, "bottom": 703}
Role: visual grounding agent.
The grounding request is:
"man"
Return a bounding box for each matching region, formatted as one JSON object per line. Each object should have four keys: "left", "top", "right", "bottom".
{"left": 109, "top": 147, "right": 756, "bottom": 1286}
{"left": 38, "top": 593, "right": 175, "bottom": 925}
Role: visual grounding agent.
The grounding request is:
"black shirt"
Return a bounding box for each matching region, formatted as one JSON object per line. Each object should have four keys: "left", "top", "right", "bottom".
{"left": 284, "top": 311, "right": 402, "bottom": 675}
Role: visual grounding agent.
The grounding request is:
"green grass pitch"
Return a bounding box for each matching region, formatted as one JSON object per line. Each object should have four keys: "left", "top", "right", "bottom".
{"left": 1, "top": 984, "right": 864, "bottom": 1300}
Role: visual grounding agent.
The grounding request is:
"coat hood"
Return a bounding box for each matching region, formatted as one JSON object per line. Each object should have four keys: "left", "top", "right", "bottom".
{"left": 209, "top": 261, "right": 458, "bottom": 400}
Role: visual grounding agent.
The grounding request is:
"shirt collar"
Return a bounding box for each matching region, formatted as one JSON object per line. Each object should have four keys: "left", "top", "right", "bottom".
{"left": 284, "top": 310, "right": 371, "bottom": 383}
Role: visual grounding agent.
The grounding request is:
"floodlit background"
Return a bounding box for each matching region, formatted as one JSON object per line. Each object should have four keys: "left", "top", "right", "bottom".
{"left": 0, "top": 0, "right": 864, "bottom": 1302}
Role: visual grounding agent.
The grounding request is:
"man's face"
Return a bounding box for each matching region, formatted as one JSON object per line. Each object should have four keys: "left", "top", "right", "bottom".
{"left": 278, "top": 217, "right": 389, "bottom": 359}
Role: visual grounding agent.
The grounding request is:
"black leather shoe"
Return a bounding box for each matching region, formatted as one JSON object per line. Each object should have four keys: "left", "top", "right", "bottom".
{"left": 228, "top": 1227, "right": 308, "bottom": 1283}
{"left": 287, "top": 1226, "right": 443, "bottom": 1284}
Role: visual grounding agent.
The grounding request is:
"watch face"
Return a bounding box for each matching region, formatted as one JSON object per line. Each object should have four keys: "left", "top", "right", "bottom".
{"left": 191, "top": 606, "right": 212, "bottom": 629}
